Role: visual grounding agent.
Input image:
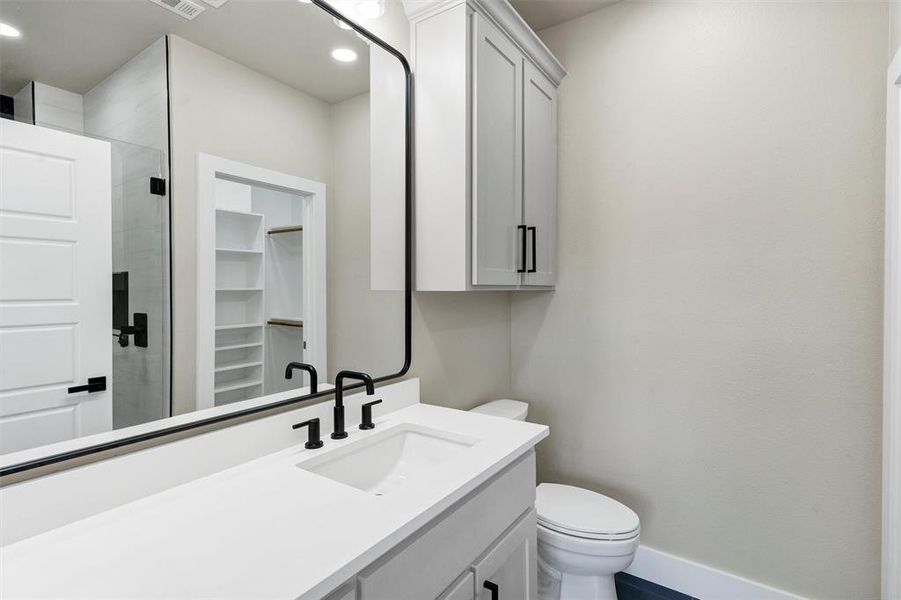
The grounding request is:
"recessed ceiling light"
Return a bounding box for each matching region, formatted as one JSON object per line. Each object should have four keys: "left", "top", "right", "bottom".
{"left": 0, "top": 22, "right": 21, "bottom": 38}
{"left": 331, "top": 48, "right": 357, "bottom": 63}
{"left": 332, "top": 16, "right": 352, "bottom": 30}
{"left": 354, "top": 0, "right": 384, "bottom": 19}
{"left": 297, "top": 0, "right": 312, "bottom": 3}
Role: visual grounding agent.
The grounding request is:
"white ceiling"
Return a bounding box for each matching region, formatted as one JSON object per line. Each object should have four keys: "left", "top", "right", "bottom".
{"left": 509, "top": 0, "right": 620, "bottom": 31}
{"left": 0, "top": 0, "right": 372, "bottom": 103}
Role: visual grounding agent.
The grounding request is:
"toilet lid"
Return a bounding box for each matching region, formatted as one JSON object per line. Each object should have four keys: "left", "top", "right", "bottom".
{"left": 536, "top": 483, "right": 640, "bottom": 539}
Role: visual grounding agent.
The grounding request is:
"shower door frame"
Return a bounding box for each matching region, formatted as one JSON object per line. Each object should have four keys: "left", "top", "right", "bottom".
{"left": 884, "top": 45, "right": 901, "bottom": 600}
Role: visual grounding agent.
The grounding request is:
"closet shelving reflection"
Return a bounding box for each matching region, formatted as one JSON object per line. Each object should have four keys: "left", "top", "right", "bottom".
{"left": 213, "top": 187, "right": 307, "bottom": 406}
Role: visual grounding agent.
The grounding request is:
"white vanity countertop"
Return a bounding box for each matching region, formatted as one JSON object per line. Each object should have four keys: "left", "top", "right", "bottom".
{"left": 0, "top": 404, "right": 548, "bottom": 599}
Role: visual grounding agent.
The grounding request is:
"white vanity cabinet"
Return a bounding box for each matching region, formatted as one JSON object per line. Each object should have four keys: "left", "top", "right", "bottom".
{"left": 334, "top": 451, "right": 538, "bottom": 600}
{"left": 407, "top": 0, "right": 565, "bottom": 291}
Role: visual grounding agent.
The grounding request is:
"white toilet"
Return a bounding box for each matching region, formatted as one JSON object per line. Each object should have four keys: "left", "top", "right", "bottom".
{"left": 470, "top": 400, "right": 640, "bottom": 600}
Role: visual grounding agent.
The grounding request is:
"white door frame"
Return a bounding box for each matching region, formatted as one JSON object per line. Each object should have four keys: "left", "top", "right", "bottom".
{"left": 884, "top": 46, "right": 901, "bottom": 600}
{"left": 195, "top": 153, "right": 327, "bottom": 410}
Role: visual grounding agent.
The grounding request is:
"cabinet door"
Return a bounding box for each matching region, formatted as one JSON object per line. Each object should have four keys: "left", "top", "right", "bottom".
{"left": 472, "top": 11, "right": 523, "bottom": 286}
{"left": 522, "top": 61, "right": 557, "bottom": 287}
{"left": 439, "top": 572, "right": 476, "bottom": 600}
{"left": 474, "top": 510, "right": 537, "bottom": 600}
{"left": 324, "top": 582, "right": 356, "bottom": 600}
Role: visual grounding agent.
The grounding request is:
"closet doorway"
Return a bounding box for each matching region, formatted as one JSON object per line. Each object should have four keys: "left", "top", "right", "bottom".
{"left": 195, "top": 154, "right": 327, "bottom": 409}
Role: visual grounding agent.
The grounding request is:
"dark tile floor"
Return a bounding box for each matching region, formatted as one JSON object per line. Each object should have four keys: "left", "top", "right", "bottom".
{"left": 615, "top": 572, "right": 699, "bottom": 600}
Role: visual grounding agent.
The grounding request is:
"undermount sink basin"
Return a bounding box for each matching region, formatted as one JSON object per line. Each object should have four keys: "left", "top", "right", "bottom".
{"left": 298, "top": 424, "right": 478, "bottom": 495}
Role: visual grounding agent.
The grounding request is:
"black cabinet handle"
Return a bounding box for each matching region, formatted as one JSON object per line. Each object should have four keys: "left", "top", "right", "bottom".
{"left": 359, "top": 398, "right": 382, "bottom": 430}
{"left": 527, "top": 226, "right": 537, "bottom": 273}
{"left": 68, "top": 376, "right": 107, "bottom": 394}
{"left": 517, "top": 225, "right": 527, "bottom": 273}
{"left": 483, "top": 580, "right": 499, "bottom": 600}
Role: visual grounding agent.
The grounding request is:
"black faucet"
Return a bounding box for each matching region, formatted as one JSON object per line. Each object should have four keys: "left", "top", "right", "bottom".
{"left": 285, "top": 362, "right": 318, "bottom": 393}
{"left": 332, "top": 370, "right": 374, "bottom": 439}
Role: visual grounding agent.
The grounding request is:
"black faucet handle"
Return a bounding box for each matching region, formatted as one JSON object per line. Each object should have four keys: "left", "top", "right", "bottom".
{"left": 292, "top": 418, "right": 324, "bottom": 449}
{"left": 359, "top": 399, "right": 383, "bottom": 430}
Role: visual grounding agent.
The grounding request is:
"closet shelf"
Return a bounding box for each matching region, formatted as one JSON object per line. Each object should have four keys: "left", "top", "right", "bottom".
{"left": 215, "top": 322, "right": 264, "bottom": 331}
{"left": 216, "top": 247, "right": 263, "bottom": 255}
{"left": 216, "top": 287, "right": 263, "bottom": 292}
{"left": 267, "top": 318, "right": 303, "bottom": 328}
{"left": 215, "top": 360, "right": 263, "bottom": 373}
{"left": 216, "top": 208, "right": 264, "bottom": 219}
{"left": 216, "top": 342, "right": 263, "bottom": 352}
{"left": 267, "top": 225, "right": 303, "bottom": 235}
{"left": 214, "top": 378, "right": 263, "bottom": 394}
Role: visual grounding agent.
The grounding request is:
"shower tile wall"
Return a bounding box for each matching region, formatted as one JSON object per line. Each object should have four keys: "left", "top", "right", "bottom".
{"left": 83, "top": 38, "right": 170, "bottom": 428}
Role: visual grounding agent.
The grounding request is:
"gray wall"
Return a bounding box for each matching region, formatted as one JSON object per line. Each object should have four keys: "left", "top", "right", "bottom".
{"left": 328, "top": 91, "right": 407, "bottom": 379}
{"left": 893, "top": 1, "right": 901, "bottom": 58}
{"left": 510, "top": 2, "right": 888, "bottom": 598}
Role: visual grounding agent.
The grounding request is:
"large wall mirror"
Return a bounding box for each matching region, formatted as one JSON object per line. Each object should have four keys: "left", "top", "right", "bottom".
{"left": 0, "top": 0, "right": 410, "bottom": 475}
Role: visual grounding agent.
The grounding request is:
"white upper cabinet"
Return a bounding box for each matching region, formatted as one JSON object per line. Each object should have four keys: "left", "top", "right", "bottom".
{"left": 406, "top": 0, "right": 565, "bottom": 291}
{"left": 522, "top": 61, "right": 558, "bottom": 287}
{"left": 473, "top": 13, "right": 523, "bottom": 286}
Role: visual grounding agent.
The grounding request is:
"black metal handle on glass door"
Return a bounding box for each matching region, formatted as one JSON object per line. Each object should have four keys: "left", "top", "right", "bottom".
{"left": 528, "top": 226, "right": 537, "bottom": 273}
{"left": 517, "top": 225, "right": 527, "bottom": 273}
{"left": 483, "top": 580, "right": 499, "bottom": 600}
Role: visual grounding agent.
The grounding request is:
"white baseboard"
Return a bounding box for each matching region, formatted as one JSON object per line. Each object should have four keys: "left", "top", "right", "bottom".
{"left": 625, "top": 545, "right": 805, "bottom": 600}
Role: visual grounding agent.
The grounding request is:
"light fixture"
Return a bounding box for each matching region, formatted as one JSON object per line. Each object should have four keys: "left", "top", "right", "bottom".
{"left": 332, "top": 16, "right": 352, "bottom": 30}
{"left": 354, "top": 0, "right": 384, "bottom": 19}
{"left": 0, "top": 21, "right": 21, "bottom": 38}
{"left": 297, "top": 0, "right": 312, "bottom": 3}
{"left": 331, "top": 48, "right": 357, "bottom": 63}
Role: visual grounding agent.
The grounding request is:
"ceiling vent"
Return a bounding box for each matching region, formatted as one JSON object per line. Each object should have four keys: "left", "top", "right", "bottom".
{"left": 148, "top": 0, "right": 205, "bottom": 20}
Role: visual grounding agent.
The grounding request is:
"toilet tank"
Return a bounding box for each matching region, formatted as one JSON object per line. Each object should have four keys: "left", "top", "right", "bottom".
{"left": 469, "top": 399, "right": 529, "bottom": 421}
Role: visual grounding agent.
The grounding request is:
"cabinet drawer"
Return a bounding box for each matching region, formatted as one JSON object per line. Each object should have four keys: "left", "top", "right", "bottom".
{"left": 474, "top": 509, "right": 537, "bottom": 600}
{"left": 358, "top": 452, "right": 536, "bottom": 600}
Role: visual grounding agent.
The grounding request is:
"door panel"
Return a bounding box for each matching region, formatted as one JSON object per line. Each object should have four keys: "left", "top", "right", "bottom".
{"left": 474, "top": 510, "right": 537, "bottom": 600}
{"left": 522, "top": 61, "right": 557, "bottom": 287}
{"left": 472, "top": 12, "right": 523, "bottom": 286}
{"left": 440, "top": 572, "right": 475, "bottom": 600}
{"left": 0, "top": 120, "right": 112, "bottom": 454}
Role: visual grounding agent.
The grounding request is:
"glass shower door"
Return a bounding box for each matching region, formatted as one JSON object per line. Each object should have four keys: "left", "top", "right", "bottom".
{"left": 108, "top": 139, "right": 168, "bottom": 429}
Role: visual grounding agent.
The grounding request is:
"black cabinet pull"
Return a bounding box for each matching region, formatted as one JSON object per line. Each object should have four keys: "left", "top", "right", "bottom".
{"left": 483, "top": 580, "right": 499, "bottom": 600}
{"left": 68, "top": 376, "right": 107, "bottom": 394}
{"left": 517, "top": 225, "right": 527, "bottom": 273}
{"left": 527, "top": 226, "right": 537, "bottom": 273}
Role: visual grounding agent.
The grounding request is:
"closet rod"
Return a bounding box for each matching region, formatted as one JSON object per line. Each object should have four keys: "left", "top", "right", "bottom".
{"left": 267, "top": 226, "right": 304, "bottom": 235}
{"left": 267, "top": 318, "right": 304, "bottom": 328}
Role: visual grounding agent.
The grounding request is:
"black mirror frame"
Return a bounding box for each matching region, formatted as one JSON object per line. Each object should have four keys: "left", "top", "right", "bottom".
{"left": 0, "top": 0, "right": 412, "bottom": 478}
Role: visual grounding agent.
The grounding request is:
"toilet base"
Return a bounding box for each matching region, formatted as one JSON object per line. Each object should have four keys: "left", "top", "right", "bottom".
{"left": 560, "top": 573, "right": 617, "bottom": 600}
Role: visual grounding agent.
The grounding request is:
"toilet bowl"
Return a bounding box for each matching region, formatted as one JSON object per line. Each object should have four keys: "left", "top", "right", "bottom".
{"left": 470, "top": 400, "right": 640, "bottom": 600}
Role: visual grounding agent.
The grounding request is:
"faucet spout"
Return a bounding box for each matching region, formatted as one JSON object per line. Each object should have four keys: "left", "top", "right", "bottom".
{"left": 332, "top": 370, "right": 375, "bottom": 439}
{"left": 284, "top": 362, "right": 318, "bottom": 393}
